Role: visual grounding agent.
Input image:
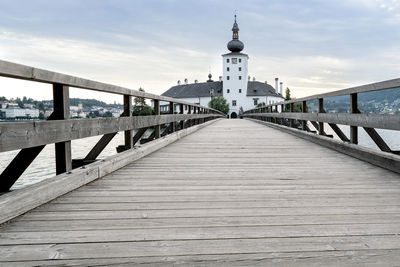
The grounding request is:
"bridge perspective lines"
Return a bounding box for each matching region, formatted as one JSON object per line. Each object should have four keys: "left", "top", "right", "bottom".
{"left": 1, "top": 119, "right": 400, "bottom": 266}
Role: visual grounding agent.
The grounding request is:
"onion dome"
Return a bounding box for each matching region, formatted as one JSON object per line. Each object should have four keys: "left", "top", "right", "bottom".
{"left": 227, "top": 15, "right": 244, "bottom": 52}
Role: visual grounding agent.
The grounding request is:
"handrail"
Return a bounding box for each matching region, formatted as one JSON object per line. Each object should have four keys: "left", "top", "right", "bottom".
{"left": 0, "top": 60, "right": 225, "bottom": 192}
{"left": 244, "top": 79, "right": 400, "bottom": 155}
{"left": 0, "top": 60, "right": 220, "bottom": 111}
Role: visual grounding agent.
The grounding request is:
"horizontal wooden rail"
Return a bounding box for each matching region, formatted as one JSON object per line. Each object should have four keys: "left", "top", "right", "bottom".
{"left": 0, "top": 60, "right": 225, "bottom": 192}
{"left": 0, "top": 60, "right": 221, "bottom": 110}
{"left": 0, "top": 114, "right": 217, "bottom": 152}
{"left": 247, "top": 113, "right": 400, "bottom": 131}
{"left": 244, "top": 79, "right": 400, "bottom": 165}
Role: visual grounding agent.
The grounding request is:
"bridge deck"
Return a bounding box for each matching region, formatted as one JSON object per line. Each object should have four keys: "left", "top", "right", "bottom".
{"left": 1, "top": 119, "right": 400, "bottom": 266}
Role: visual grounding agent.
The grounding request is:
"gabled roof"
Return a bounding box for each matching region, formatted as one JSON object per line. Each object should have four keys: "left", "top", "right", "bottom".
{"left": 162, "top": 81, "right": 283, "bottom": 99}
{"left": 162, "top": 81, "right": 223, "bottom": 98}
{"left": 247, "top": 81, "right": 282, "bottom": 97}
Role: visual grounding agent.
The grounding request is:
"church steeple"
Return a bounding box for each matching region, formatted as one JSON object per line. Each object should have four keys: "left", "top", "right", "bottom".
{"left": 227, "top": 14, "right": 244, "bottom": 53}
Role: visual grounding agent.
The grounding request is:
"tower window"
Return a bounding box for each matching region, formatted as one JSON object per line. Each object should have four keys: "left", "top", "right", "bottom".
{"left": 227, "top": 76, "right": 230, "bottom": 80}
{"left": 227, "top": 59, "right": 230, "bottom": 63}
{"left": 239, "top": 89, "right": 242, "bottom": 93}
{"left": 239, "top": 67, "right": 242, "bottom": 71}
{"left": 232, "top": 100, "right": 237, "bottom": 106}
{"left": 254, "top": 99, "right": 258, "bottom": 106}
{"left": 239, "top": 59, "right": 242, "bottom": 63}
{"left": 227, "top": 89, "right": 230, "bottom": 93}
{"left": 227, "top": 67, "right": 230, "bottom": 71}
{"left": 239, "top": 76, "right": 242, "bottom": 80}
{"left": 232, "top": 58, "right": 238, "bottom": 64}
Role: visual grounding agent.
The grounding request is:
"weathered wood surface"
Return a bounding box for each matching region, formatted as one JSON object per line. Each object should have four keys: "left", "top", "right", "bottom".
{"left": 0, "top": 60, "right": 220, "bottom": 111}
{"left": 0, "top": 113, "right": 218, "bottom": 152}
{"left": 246, "top": 112, "right": 400, "bottom": 131}
{"left": 1, "top": 119, "right": 400, "bottom": 266}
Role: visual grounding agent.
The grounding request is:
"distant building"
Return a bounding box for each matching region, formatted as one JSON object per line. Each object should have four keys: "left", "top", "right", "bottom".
{"left": 162, "top": 15, "right": 285, "bottom": 118}
{"left": 4, "top": 107, "right": 39, "bottom": 118}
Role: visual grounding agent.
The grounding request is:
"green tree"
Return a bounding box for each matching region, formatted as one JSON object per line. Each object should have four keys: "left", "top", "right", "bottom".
{"left": 256, "top": 102, "right": 266, "bottom": 108}
{"left": 208, "top": 96, "right": 229, "bottom": 115}
{"left": 103, "top": 111, "right": 113, "bottom": 117}
{"left": 285, "top": 87, "right": 291, "bottom": 100}
{"left": 132, "top": 87, "right": 154, "bottom": 116}
{"left": 16, "top": 97, "right": 24, "bottom": 108}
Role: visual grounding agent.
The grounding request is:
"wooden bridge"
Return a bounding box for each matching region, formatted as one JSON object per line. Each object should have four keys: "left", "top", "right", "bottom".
{"left": 0, "top": 60, "right": 400, "bottom": 266}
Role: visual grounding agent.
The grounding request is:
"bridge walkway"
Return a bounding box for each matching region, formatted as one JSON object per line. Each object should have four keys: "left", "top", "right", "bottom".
{"left": 1, "top": 119, "right": 400, "bottom": 266}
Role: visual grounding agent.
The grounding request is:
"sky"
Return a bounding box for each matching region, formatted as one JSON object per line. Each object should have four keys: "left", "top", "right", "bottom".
{"left": 1, "top": 0, "right": 400, "bottom": 104}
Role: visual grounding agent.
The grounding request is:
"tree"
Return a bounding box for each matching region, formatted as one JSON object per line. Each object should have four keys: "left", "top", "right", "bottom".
{"left": 132, "top": 87, "right": 154, "bottom": 116}
{"left": 103, "top": 111, "right": 113, "bottom": 117}
{"left": 208, "top": 96, "right": 229, "bottom": 115}
{"left": 256, "top": 102, "right": 266, "bottom": 108}
{"left": 16, "top": 97, "right": 24, "bottom": 108}
{"left": 285, "top": 87, "right": 291, "bottom": 100}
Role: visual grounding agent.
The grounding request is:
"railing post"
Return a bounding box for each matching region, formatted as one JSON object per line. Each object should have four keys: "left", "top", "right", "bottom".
{"left": 302, "top": 101, "right": 307, "bottom": 131}
{"left": 290, "top": 103, "right": 294, "bottom": 128}
{"left": 350, "top": 93, "right": 358, "bottom": 144}
{"left": 318, "top": 98, "right": 324, "bottom": 135}
{"left": 180, "top": 104, "right": 184, "bottom": 129}
{"left": 154, "top": 99, "right": 160, "bottom": 139}
{"left": 123, "top": 95, "right": 133, "bottom": 149}
{"left": 169, "top": 101, "right": 175, "bottom": 133}
{"left": 53, "top": 83, "right": 72, "bottom": 175}
{"left": 188, "top": 105, "right": 192, "bottom": 127}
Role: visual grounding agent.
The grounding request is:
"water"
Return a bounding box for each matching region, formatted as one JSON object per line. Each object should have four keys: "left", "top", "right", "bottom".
{"left": 0, "top": 133, "right": 125, "bottom": 190}
{"left": 0, "top": 123, "right": 399, "bottom": 191}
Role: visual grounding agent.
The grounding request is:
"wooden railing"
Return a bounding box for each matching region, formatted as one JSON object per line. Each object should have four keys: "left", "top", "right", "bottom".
{"left": 244, "top": 79, "right": 400, "bottom": 173}
{"left": 0, "top": 60, "right": 224, "bottom": 192}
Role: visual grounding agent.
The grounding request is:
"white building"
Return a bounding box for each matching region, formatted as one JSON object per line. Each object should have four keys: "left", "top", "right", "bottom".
{"left": 162, "top": 16, "right": 285, "bottom": 118}
{"left": 4, "top": 108, "right": 39, "bottom": 118}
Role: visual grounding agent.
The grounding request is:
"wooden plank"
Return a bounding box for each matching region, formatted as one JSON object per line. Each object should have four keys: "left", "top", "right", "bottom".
{"left": 1, "top": 235, "right": 400, "bottom": 262}
{"left": 0, "top": 119, "right": 221, "bottom": 224}
{"left": 244, "top": 112, "right": 400, "bottom": 131}
{"left": 0, "top": 60, "right": 223, "bottom": 113}
{"left": 84, "top": 132, "right": 117, "bottom": 160}
{"left": 53, "top": 83, "right": 72, "bottom": 174}
{"left": 123, "top": 95, "right": 133, "bottom": 149}
{"left": 0, "top": 119, "right": 399, "bottom": 265}
{"left": 0, "top": 114, "right": 218, "bottom": 152}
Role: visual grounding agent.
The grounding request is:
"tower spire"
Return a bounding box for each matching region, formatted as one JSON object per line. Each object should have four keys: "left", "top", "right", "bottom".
{"left": 227, "top": 13, "right": 244, "bottom": 52}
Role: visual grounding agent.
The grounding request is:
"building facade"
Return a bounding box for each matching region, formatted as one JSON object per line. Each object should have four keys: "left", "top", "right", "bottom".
{"left": 162, "top": 16, "right": 284, "bottom": 118}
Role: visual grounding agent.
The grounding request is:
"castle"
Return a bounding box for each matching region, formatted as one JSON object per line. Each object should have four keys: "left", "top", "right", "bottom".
{"left": 162, "top": 16, "right": 284, "bottom": 118}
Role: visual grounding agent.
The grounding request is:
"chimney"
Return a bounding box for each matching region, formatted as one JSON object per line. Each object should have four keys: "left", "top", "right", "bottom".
{"left": 253, "top": 77, "right": 256, "bottom": 82}
{"left": 177, "top": 80, "right": 181, "bottom": 85}
{"left": 275, "top": 78, "right": 279, "bottom": 94}
{"left": 248, "top": 76, "right": 251, "bottom": 81}
{"left": 280, "top": 82, "right": 283, "bottom": 96}
{"left": 219, "top": 76, "right": 222, "bottom": 82}
{"left": 194, "top": 79, "right": 198, "bottom": 83}
{"left": 265, "top": 81, "right": 268, "bottom": 84}
{"left": 184, "top": 78, "right": 188, "bottom": 85}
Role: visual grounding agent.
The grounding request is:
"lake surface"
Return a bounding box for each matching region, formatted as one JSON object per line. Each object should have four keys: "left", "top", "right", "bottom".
{"left": 0, "top": 122, "right": 399, "bottom": 191}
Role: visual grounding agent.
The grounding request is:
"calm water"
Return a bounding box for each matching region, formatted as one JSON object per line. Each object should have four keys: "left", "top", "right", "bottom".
{"left": 0, "top": 122, "right": 399, "bottom": 191}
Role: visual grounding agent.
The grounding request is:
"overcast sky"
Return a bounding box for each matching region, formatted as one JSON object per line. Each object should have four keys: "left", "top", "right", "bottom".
{"left": 1, "top": 0, "right": 400, "bottom": 103}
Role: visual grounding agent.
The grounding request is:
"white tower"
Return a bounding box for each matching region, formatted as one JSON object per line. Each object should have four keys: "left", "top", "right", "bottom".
{"left": 222, "top": 15, "right": 249, "bottom": 118}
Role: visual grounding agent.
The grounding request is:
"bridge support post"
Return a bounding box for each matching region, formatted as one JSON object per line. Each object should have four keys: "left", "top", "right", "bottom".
{"left": 350, "top": 93, "right": 358, "bottom": 144}
{"left": 180, "top": 104, "right": 184, "bottom": 130}
{"left": 169, "top": 102, "right": 175, "bottom": 133}
{"left": 154, "top": 100, "right": 160, "bottom": 139}
{"left": 318, "top": 98, "right": 324, "bottom": 135}
{"left": 290, "top": 103, "right": 294, "bottom": 128}
{"left": 53, "top": 84, "right": 72, "bottom": 175}
{"left": 123, "top": 95, "right": 133, "bottom": 149}
{"left": 302, "top": 101, "right": 307, "bottom": 131}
